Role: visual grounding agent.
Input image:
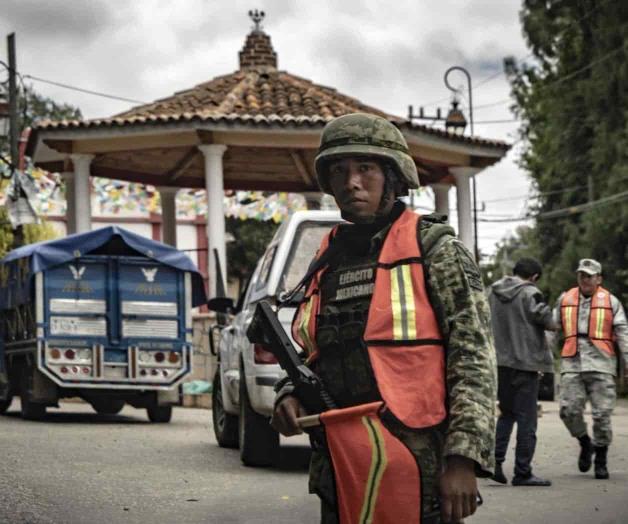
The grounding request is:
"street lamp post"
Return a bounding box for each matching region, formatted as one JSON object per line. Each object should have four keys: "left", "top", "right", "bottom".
{"left": 444, "top": 66, "right": 479, "bottom": 260}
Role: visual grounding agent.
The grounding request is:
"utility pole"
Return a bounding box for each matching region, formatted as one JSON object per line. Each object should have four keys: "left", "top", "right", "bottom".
{"left": 7, "top": 33, "right": 23, "bottom": 248}
{"left": 587, "top": 174, "right": 594, "bottom": 202}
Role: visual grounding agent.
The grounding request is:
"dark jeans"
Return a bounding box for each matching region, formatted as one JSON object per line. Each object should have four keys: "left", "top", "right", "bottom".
{"left": 495, "top": 366, "right": 540, "bottom": 478}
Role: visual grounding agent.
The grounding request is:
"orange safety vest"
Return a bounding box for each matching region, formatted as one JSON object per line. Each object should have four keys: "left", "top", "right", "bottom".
{"left": 292, "top": 209, "right": 446, "bottom": 429}
{"left": 560, "top": 286, "right": 615, "bottom": 357}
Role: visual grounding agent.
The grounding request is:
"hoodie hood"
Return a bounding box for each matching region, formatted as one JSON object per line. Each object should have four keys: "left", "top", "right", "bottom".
{"left": 490, "top": 275, "right": 534, "bottom": 303}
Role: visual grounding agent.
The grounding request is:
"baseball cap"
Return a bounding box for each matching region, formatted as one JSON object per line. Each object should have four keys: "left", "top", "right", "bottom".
{"left": 576, "top": 258, "right": 602, "bottom": 275}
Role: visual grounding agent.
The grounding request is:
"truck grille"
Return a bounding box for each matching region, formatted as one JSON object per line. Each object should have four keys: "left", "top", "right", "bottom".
{"left": 122, "top": 319, "right": 178, "bottom": 339}
{"left": 122, "top": 301, "right": 178, "bottom": 317}
{"left": 50, "top": 299, "right": 106, "bottom": 314}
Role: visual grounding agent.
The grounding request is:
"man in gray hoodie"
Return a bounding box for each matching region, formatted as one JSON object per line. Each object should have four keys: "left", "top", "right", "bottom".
{"left": 488, "top": 257, "right": 555, "bottom": 486}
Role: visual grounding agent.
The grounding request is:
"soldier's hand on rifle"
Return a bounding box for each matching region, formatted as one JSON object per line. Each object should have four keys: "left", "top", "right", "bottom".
{"left": 271, "top": 395, "right": 307, "bottom": 436}
{"left": 439, "top": 455, "right": 478, "bottom": 523}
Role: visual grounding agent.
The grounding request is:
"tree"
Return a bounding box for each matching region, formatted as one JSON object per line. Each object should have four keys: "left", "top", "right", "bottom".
{"left": 226, "top": 217, "right": 280, "bottom": 293}
{"left": 0, "top": 84, "right": 82, "bottom": 154}
{"left": 481, "top": 225, "right": 540, "bottom": 285}
{"left": 0, "top": 85, "right": 82, "bottom": 253}
{"left": 506, "top": 0, "right": 628, "bottom": 303}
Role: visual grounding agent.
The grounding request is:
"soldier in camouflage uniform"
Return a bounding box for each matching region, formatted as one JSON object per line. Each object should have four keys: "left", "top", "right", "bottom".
{"left": 272, "top": 113, "right": 496, "bottom": 524}
{"left": 554, "top": 259, "right": 628, "bottom": 479}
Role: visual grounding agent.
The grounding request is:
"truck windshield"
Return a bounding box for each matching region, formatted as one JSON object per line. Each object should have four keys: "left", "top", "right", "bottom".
{"left": 280, "top": 222, "right": 337, "bottom": 294}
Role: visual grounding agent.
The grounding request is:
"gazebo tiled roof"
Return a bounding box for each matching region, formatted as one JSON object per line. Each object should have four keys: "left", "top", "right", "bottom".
{"left": 113, "top": 29, "right": 390, "bottom": 123}
{"left": 26, "top": 20, "right": 512, "bottom": 282}
{"left": 33, "top": 29, "right": 508, "bottom": 151}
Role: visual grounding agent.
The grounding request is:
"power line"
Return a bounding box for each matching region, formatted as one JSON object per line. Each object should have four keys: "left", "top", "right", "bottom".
{"left": 474, "top": 118, "right": 517, "bottom": 124}
{"left": 465, "top": 41, "right": 626, "bottom": 114}
{"left": 22, "top": 74, "right": 147, "bottom": 105}
{"left": 541, "top": 42, "right": 626, "bottom": 92}
{"left": 474, "top": 98, "right": 512, "bottom": 110}
{"left": 538, "top": 189, "right": 628, "bottom": 219}
{"left": 479, "top": 189, "right": 628, "bottom": 222}
{"left": 472, "top": 69, "right": 504, "bottom": 89}
{"left": 481, "top": 184, "right": 588, "bottom": 204}
{"left": 420, "top": 0, "right": 617, "bottom": 110}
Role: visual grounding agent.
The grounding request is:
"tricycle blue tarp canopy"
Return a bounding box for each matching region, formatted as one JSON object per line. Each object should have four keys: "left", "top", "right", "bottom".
{"left": 0, "top": 226, "right": 207, "bottom": 307}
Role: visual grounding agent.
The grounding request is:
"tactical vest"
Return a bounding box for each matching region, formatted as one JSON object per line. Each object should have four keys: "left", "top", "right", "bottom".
{"left": 560, "top": 286, "right": 615, "bottom": 357}
{"left": 293, "top": 210, "right": 446, "bottom": 429}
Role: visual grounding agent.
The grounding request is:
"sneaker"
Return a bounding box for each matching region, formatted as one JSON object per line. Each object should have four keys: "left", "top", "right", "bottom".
{"left": 512, "top": 474, "right": 552, "bottom": 486}
{"left": 491, "top": 463, "right": 508, "bottom": 484}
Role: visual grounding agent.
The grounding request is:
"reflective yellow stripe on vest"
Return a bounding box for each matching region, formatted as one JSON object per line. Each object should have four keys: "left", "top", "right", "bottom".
{"left": 390, "top": 264, "right": 417, "bottom": 340}
{"left": 564, "top": 305, "right": 574, "bottom": 336}
{"left": 298, "top": 297, "right": 316, "bottom": 354}
{"left": 595, "top": 306, "right": 606, "bottom": 340}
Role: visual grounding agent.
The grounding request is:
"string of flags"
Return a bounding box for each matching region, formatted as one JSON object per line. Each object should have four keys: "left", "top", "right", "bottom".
{"left": 0, "top": 171, "right": 307, "bottom": 223}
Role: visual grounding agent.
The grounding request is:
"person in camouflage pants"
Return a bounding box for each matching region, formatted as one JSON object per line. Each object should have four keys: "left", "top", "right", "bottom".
{"left": 272, "top": 113, "right": 496, "bottom": 524}
{"left": 554, "top": 258, "right": 628, "bottom": 479}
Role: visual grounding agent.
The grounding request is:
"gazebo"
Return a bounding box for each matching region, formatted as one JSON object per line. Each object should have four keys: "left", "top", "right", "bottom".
{"left": 26, "top": 19, "right": 509, "bottom": 297}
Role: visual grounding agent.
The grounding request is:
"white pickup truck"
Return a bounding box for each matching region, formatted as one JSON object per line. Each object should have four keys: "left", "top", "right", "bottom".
{"left": 209, "top": 210, "right": 341, "bottom": 466}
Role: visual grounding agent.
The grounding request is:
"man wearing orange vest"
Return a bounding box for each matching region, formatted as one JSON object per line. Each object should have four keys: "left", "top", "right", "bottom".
{"left": 271, "top": 113, "right": 496, "bottom": 524}
{"left": 555, "top": 259, "right": 628, "bottom": 479}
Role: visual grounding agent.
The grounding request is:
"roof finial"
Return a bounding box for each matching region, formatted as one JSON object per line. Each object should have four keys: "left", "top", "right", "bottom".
{"left": 248, "top": 9, "right": 265, "bottom": 32}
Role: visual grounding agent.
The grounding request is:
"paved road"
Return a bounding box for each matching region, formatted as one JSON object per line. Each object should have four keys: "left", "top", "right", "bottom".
{"left": 470, "top": 399, "right": 628, "bottom": 524}
{"left": 1, "top": 399, "right": 627, "bottom": 523}
{"left": 0, "top": 400, "right": 318, "bottom": 524}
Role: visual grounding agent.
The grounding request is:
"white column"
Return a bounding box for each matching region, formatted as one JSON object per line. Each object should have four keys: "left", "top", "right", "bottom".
{"left": 302, "top": 191, "right": 324, "bottom": 210}
{"left": 70, "top": 154, "right": 94, "bottom": 233}
{"left": 450, "top": 167, "right": 481, "bottom": 255}
{"left": 157, "top": 186, "right": 178, "bottom": 247}
{"left": 431, "top": 183, "right": 451, "bottom": 222}
{"left": 61, "top": 172, "right": 76, "bottom": 235}
{"left": 198, "top": 144, "right": 228, "bottom": 298}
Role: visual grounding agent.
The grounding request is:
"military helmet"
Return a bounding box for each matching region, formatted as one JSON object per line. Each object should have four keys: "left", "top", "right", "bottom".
{"left": 315, "top": 113, "right": 419, "bottom": 194}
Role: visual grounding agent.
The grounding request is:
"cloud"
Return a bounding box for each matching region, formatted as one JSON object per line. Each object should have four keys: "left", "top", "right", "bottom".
{"left": 0, "top": 0, "right": 534, "bottom": 253}
{"left": 3, "top": 0, "right": 114, "bottom": 41}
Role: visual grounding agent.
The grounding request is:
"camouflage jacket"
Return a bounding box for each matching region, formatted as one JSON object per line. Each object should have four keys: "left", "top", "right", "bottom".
{"left": 418, "top": 215, "right": 496, "bottom": 475}
{"left": 279, "top": 203, "right": 497, "bottom": 476}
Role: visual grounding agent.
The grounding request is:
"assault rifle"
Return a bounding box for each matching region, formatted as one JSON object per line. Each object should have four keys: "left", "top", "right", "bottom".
{"left": 246, "top": 300, "right": 336, "bottom": 416}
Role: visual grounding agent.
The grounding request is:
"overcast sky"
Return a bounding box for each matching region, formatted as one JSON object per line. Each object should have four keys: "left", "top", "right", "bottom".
{"left": 1, "top": 0, "right": 534, "bottom": 256}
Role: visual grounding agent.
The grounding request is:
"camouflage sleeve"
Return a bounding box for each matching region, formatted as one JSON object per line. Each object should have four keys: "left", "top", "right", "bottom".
{"left": 424, "top": 236, "right": 497, "bottom": 476}
{"left": 611, "top": 295, "right": 628, "bottom": 364}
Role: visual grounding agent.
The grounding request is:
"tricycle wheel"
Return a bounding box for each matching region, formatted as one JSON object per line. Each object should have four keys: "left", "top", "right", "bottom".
{"left": 20, "top": 368, "right": 46, "bottom": 421}
{"left": 147, "top": 404, "right": 172, "bottom": 423}
{"left": 91, "top": 398, "right": 125, "bottom": 415}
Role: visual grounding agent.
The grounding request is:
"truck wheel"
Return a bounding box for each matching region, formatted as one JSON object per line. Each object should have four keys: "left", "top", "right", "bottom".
{"left": 147, "top": 404, "right": 172, "bottom": 423}
{"left": 239, "top": 373, "right": 279, "bottom": 467}
{"left": 91, "top": 398, "right": 125, "bottom": 415}
{"left": 212, "top": 369, "right": 238, "bottom": 448}
{"left": 20, "top": 368, "right": 46, "bottom": 421}
{"left": 0, "top": 395, "right": 13, "bottom": 415}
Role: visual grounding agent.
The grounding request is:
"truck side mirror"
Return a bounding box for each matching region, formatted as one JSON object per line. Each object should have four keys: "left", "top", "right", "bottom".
{"left": 207, "top": 297, "right": 235, "bottom": 315}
